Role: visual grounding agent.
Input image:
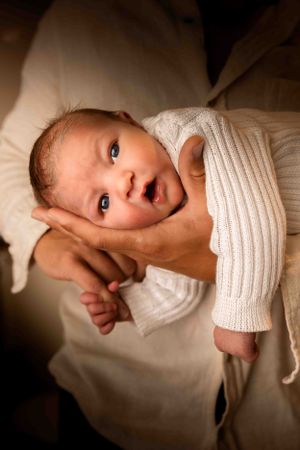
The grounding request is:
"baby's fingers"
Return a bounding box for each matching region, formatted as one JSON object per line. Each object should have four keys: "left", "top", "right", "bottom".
{"left": 80, "top": 289, "right": 115, "bottom": 305}
{"left": 99, "top": 321, "right": 116, "bottom": 335}
{"left": 80, "top": 291, "right": 100, "bottom": 305}
{"left": 92, "top": 311, "right": 117, "bottom": 326}
{"left": 87, "top": 302, "right": 117, "bottom": 316}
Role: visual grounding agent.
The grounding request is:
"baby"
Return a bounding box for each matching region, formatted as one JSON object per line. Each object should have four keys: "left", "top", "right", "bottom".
{"left": 29, "top": 107, "right": 300, "bottom": 362}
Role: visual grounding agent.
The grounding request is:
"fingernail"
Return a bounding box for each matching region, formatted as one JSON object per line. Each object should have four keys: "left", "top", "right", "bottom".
{"left": 31, "top": 211, "right": 41, "bottom": 220}
{"left": 48, "top": 211, "right": 61, "bottom": 223}
{"left": 31, "top": 210, "right": 46, "bottom": 220}
{"left": 192, "top": 141, "right": 204, "bottom": 159}
{"left": 119, "top": 303, "right": 130, "bottom": 319}
{"left": 108, "top": 280, "right": 119, "bottom": 293}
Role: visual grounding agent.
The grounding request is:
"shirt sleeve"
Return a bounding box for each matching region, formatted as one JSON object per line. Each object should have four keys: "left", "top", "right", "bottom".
{"left": 121, "top": 266, "right": 207, "bottom": 336}
{"left": 203, "top": 112, "right": 287, "bottom": 331}
{"left": 0, "top": 5, "right": 61, "bottom": 292}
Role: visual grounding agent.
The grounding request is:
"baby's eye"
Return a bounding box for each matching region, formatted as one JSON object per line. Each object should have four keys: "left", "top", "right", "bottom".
{"left": 99, "top": 194, "right": 109, "bottom": 212}
{"left": 110, "top": 142, "right": 119, "bottom": 162}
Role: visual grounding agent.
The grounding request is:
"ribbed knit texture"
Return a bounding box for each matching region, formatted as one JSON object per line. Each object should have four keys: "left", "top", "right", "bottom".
{"left": 122, "top": 267, "right": 208, "bottom": 336}
{"left": 137, "top": 107, "right": 300, "bottom": 332}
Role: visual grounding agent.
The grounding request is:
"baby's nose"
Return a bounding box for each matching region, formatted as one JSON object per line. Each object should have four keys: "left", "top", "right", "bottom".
{"left": 116, "top": 170, "right": 134, "bottom": 197}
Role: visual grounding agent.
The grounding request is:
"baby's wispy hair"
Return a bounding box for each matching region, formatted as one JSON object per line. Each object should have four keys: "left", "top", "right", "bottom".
{"left": 29, "top": 107, "right": 116, "bottom": 207}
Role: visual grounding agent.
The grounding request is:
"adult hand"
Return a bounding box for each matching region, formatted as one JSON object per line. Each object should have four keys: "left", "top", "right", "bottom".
{"left": 32, "top": 136, "right": 217, "bottom": 282}
{"left": 33, "top": 229, "right": 137, "bottom": 297}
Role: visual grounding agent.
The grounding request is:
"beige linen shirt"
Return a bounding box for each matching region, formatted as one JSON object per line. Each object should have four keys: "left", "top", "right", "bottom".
{"left": 0, "top": 1, "right": 299, "bottom": 449}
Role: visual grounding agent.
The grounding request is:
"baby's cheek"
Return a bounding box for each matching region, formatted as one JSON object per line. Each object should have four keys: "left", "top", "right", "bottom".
{"left": 113, "top": 207, "right": 164, "bottom": 230}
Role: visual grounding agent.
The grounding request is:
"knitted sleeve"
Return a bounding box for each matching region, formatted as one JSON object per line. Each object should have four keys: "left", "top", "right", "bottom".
{"left": 143, "top": 108, "right": 287, "bottom": 332}
{"left": 204, "top": 113, "right": 286, "bottom": 331}
{"left": 120, "top": 266, "right": 207, "bottom": 336}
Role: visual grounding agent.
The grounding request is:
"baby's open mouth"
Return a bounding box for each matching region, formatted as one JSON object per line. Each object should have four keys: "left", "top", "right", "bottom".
{"left": 144, "top": 178, "right": 156, "bottom": 202}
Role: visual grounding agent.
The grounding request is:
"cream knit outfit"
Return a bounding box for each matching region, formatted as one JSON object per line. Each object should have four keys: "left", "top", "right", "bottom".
{"left": 121, "top": 107, "right": 300, "bottom": 335}
{"left": 1, "top": 1, "right": 300, "bottom": 448}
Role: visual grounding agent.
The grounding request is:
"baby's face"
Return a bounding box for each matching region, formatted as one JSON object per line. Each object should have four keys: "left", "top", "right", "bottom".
{"left": 54, "top": 114, "right": 184, "bottom": 229}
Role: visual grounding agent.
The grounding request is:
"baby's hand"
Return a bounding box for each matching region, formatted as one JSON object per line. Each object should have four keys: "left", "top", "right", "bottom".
{"left": 80, "top": 281, "right": 132, "bottom": 335}
{"left": 213, "top": 326, "right": 259, "bottom": 363}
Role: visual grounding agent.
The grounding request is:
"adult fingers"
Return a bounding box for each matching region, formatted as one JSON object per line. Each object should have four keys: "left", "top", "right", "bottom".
{"left": 32, "top": 207, "right": 83, "bottom": 242}
{"left": 176, "top": 134, "right": 214, "bottom": 252}
{"left": 106, "top": 252, "right": 137, "bottom": 278}
{"left": 178, "top": 135, "right": 205, "bottom": 205}
{"left": 116, "top": 299, "right": 131, "bottom": 320}
{"left": 80, "top": 247, "right": 131, "bottom": 283}
{"left": 32, "top": 206, "right": 147, "bottom": 257}
{"left": 69, "top": 258, "right": 118, "bottom": 297}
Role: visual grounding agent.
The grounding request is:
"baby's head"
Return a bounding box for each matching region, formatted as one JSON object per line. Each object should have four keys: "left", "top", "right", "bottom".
{"left": 29, "top": 108, "right": 184, "bottom": 229}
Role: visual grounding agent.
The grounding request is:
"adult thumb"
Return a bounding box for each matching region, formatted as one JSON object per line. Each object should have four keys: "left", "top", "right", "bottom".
{"left": 178, "top": 136, "right": 205, "bottom": 195}
{"left": 117, "top": 299, "right": 131, "bottom": 320}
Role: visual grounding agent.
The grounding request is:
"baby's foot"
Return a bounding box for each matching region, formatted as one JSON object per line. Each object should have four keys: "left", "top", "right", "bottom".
{"left": 213, "top": 326, "right": 259, "bottom": 363}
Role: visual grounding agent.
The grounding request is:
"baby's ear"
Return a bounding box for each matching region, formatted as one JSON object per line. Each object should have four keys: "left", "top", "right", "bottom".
{"left": 114, "top": 111, "right": 142, "bottom": 128}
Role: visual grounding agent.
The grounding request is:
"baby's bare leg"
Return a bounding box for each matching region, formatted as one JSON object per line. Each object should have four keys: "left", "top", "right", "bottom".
{"left": 213, "top": 326, "right": 259, "bottom": 363}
